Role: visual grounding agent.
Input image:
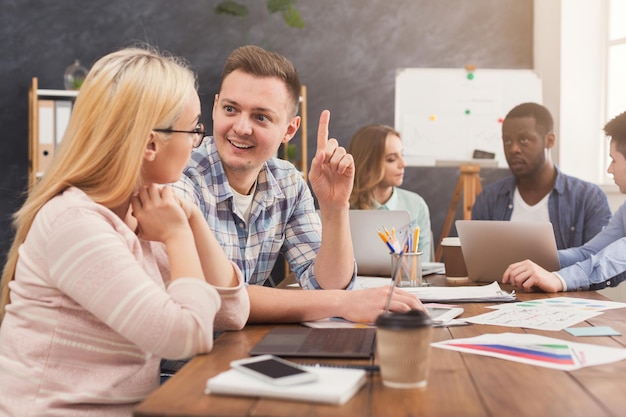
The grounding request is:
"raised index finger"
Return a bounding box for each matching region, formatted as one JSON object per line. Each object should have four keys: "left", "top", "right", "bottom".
{"left": 316, "top": 109, "right": 330, "bottom": 153}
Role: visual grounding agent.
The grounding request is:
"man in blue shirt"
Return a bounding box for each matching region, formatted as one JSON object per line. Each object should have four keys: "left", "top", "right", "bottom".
{"left": 504, "top": 110, "right": 626, "bottom": 292}
{"left": 472, "top": 102, "right": 610, "bottom": 249}
{"left": 174, "top": 45, "right": 423, "bottom": 323}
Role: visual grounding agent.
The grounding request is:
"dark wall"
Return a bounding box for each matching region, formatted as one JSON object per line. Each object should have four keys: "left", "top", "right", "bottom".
{"left": 0, "top": 0, "right": 532, "bottom": 261}
{"left": 404, "top": 166, "right": 511, "bottom": 253}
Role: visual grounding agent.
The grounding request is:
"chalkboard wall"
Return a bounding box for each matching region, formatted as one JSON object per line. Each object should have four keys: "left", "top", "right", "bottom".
{"left": 0, "top": 0, "right": 531, "bottom": 262}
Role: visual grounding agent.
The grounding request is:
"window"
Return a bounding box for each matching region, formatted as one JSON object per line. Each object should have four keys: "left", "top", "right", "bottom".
{"left": 605, "top": 0, "right": 626, "bottom": 182}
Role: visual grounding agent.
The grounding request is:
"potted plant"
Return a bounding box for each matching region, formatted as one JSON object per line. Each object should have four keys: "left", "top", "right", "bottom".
{"left": 214, "top": 0, "right": 304, "bottom": 45}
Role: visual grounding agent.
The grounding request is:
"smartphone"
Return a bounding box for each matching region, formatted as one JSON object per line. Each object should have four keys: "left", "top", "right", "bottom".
{"left": 230, "top": 355, "right": 318, "bottom": 386}
{"left": 426, "top": 306, "right": 464, "bottom": 324}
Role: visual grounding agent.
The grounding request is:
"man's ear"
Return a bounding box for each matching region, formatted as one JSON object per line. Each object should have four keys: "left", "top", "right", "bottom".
{"left": 281, "top": 116, "right": 301, "bottom": 144}
{"left": 144, "top": 132, "right": 158, "bottom": 162}
{"left": 545, "top": 131, "right": 556, "bottom": 149}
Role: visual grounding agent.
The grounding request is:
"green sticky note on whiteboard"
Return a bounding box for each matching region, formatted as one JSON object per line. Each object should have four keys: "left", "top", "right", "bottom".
{"left": 565, "top": 326, "right": 621, "bottom": 337}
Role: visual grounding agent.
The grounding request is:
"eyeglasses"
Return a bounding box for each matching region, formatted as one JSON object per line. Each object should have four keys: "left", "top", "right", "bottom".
{"left": 154, "top": 122, "right": 206, "bottom": 148}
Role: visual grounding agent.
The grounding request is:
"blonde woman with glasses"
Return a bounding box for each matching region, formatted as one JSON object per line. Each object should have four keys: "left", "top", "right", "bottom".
{"left": 0, "top": 46, "right": 249, "bottom": 416}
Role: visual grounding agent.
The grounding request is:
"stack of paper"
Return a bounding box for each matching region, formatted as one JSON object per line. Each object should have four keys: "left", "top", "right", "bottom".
{"left": 205, "top": 365, "right": 366, "bottom": 405}
{"left": 422, "top": 262, "right": 446, "bottom": 275}
{"left": 464, "top": 296, "right": 626, "bottom": 331}
{"left": 355, "top": 277, "right": 516, "bottom": 303}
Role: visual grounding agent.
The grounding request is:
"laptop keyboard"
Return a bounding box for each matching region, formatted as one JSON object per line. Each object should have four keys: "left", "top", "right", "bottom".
{"left": 160, "top": 359, "right": 189, "bottom": 376}
{"left": 298, "top": 328, "right": 375, "bottom": 354}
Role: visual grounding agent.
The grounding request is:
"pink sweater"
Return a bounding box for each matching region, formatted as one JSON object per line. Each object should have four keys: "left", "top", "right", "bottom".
{"left": 0, "top": 188, "right": 249, "bottom": 416}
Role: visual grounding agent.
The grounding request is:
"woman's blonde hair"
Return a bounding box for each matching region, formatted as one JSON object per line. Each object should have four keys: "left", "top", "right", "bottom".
{"left": 348, "top": 124, "right": 400, "bottom": 209}
{"left": 0, "top": 46, "right": 197, "bottom": 319}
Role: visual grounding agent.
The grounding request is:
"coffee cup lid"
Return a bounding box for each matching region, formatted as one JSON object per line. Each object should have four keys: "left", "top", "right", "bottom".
{"left": 375, "top": 309, "right": 433, "bottom": 329}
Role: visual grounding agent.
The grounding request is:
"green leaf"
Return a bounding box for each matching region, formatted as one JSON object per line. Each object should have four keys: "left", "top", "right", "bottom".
{"left": 282, "top": 6, "right": 304, "bottom": 29}
{"left": 267, "top": 0, "right": 298, "bottom": 13}
{"left": 286, "top": 143, "right": 298, "bottom": 161}
{"left": 215, "top": 0, "right": 249, "bottom": 17}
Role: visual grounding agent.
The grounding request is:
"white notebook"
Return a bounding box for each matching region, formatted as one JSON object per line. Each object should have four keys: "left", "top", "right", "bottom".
{"left": 205, "top": 365, "right": 366, "bottom": 405}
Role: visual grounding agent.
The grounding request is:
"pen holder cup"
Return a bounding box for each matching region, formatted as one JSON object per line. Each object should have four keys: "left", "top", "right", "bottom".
{"left": 390, "top": 252, "right": 424, "bottom": 287}
{"left": 375, "top": 310, "right": 434, "bottom": 389}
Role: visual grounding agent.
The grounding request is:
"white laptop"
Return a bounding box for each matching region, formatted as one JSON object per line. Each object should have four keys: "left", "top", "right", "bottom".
{"left": 348, "top": 210, "right": 411, "bottom": 277}
{"left": 455, "top": 220, "right": 561, "bottom": 283}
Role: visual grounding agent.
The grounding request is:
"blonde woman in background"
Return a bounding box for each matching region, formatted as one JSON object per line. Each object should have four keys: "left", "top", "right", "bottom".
{"left": 0, "top": 46, "right": 249, "bottom": 416}
{"left": 348, "top": 124, "right": 433, "bottom": 260}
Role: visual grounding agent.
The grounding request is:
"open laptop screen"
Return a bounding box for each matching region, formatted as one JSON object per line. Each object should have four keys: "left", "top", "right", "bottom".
{"left": 348, "top": 210, "right": 411, "bottom": 277}
{"left": 456, "top": 220, "right": 560, "bottom": 283}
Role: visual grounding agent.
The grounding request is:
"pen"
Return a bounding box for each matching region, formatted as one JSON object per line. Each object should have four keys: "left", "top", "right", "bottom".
{"left": 413, "top": 226, "right": 420, "bottom": 253}
{"left": 377, "top": 229, "right": 397, "bottom": 253}
{"left": 307, "top": 363, "right": 380, "bottom": 373}
{"left": 377, "top": 229, "right": 389, "bottom": 244}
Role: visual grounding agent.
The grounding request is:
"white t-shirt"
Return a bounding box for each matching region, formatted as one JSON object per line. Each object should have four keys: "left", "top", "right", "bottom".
{"left": 509, "top": 187, "right": 550, "bottom": 223}
{"left": 232, "top": 181, "right": 257, "bottom": 222}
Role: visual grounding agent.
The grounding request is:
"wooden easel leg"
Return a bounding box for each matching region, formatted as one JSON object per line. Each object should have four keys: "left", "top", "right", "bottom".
{"left": 435, "top": 164, "right": 482, "bottom": 262}
{"left": 435, "top": 176, "right": 464, "bottom": 262}
{"left": 462, "top": 171, "right": 482, "bottom": 220}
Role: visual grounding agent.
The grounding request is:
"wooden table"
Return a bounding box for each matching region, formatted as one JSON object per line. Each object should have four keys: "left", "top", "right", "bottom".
{"left": 134, "top": 289, "right": 626, "bottom": 417}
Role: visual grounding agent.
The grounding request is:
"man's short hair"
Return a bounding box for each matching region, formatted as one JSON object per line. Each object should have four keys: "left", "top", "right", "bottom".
{"left": 604, "top": 111, "right": 626, "bottom": 157}
{"left": 219, "top": 45, "right": 301, "bottom": 117}
{"left": 505, "top": 102, "right": 554, "bottom": 136}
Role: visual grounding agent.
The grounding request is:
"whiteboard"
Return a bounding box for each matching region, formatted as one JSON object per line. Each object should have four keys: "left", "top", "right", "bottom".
{"left": 394, "top": 68, "right": 542, "bottom": 167}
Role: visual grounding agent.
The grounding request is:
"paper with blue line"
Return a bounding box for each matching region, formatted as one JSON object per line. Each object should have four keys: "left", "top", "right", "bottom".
{"left": 432, "top": 333, "right": 626, "bottom": 370}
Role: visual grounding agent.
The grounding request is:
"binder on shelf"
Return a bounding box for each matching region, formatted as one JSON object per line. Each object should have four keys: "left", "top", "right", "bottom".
{"left": 29, "top": 77, "right": 79, "bottom": 188}
{"left": 37, "top": 99, "right": 55, "bottom": 174}
{"left": 54, "top": 100, "right": 72, "bottom": 145}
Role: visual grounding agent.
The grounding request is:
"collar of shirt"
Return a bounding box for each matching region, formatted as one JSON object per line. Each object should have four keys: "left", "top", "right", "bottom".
{"left": 374, "top": 187, "right": 398, "bottom": 210}
{"left": 201, "top": 136, "right": 286, "bottom": 208}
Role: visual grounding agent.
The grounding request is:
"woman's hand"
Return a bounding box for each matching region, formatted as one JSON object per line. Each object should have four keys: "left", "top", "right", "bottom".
{"left": 176, "top": 194, "right": 199, "bottom": 221}
{"left": 131, "top": 184, "right": 191, "bottom": 244}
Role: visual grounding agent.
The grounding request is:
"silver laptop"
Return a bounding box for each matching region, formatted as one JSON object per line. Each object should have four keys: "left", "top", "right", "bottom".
{"left": 455, "top": 220, "right": 561, "bottom": 283}
{"left": 349, "top": 210, "right": 411, "bottom": 277}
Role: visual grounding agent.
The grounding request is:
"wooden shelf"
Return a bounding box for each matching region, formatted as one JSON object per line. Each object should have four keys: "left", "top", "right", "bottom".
{"left": 28, "top": 77, "right": 78, "bottom": 189}
{"left": 281, "top": 85, "right": 307, "bottom": 181}
{"left": 36, "top": 89, "right": 79, "bottom": 98}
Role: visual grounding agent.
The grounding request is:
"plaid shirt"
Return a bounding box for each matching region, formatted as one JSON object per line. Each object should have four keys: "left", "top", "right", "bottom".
{"left": 173, "top": 136, "right": 332, "bottom": 289}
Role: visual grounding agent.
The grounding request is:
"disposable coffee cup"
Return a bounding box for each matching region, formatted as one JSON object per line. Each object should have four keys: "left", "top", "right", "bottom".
{"left": 375, "top": 310, "right": 434, "bottom": 389}
{"left": 390, "top": 251, "right": 424, "bottom": 287}
{"left": 441, "top": 237, "right": 469, "bottom": 285}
